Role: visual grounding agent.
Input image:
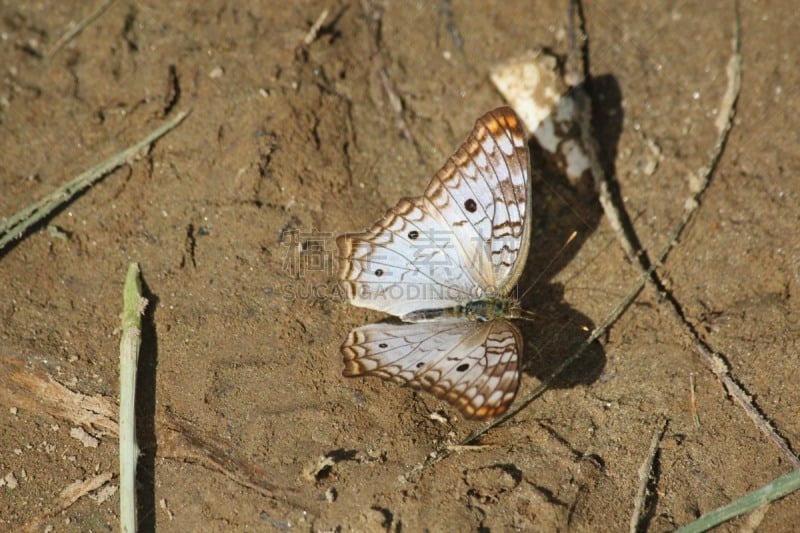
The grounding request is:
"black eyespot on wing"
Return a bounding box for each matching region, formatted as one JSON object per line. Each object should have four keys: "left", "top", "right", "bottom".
{"left": 464, "top": 199, "right": 477, "bottom": 212}
{"left": 408, "top": 230, "right": 419, "bottom": 240}
{"left": 379, "top": 343, "right": 388, "bottom": 348}
{"left": 456, "top": 363, "right": 469, "bottom": 372}
{"left": 375, "top": 268, "right": 384, "bottom": 277}
{"left": 416, "top": 362, "right": 425, "bottom": 368}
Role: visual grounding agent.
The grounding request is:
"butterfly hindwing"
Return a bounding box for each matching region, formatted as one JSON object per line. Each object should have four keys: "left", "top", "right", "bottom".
{"left": 342, "top": 319, "right": 522, "bottom": 420}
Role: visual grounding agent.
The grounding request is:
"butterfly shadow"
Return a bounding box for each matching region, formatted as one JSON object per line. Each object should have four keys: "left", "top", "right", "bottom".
{"left": 514, "top": 73, "right": 623, "bottom": 390}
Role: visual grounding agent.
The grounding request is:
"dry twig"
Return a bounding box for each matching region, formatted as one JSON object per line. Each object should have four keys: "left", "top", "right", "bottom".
{"left": 406, "top": 0, "right": 800, "bottom": 481}
{"left": 0, "top": 357, "right": 305, "bottom": 517}
{"left": 22, "top": 473, "right": 114, "bottom": 532}
{"left": 580, "top": 1, "right": 797, "bottom": 469}
{"left": 46, "top": 0, "right": 119, "bottom": 58}
{"left": 630, "top": 420, "right": 668, "bottom": 533}
{"left": 0, "top": 110, "right": 190, "bottom": 252}
{"left": 301, "top": 8, "right": 329, "bottom": 46}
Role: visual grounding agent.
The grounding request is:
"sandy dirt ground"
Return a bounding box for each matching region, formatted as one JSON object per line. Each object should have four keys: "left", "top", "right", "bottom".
{"left": 1, "top": 0, "right": 799, "bottom": 531}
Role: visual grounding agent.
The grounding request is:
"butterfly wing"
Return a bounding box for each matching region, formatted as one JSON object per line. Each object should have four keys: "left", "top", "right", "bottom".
{"left": 341, "top": 319, "right": 522, "bottom": 420}
{"left": 338, "top": 107, "right": 531, "bottom": 318}
{"left": 337, "top": 196, "right": 481, "bottom": 318}
{"left": 424, "top": 106, "right": 532, "bottom": 296}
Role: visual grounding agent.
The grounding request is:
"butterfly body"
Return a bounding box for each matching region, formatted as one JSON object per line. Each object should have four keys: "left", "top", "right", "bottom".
{"left": 338, "top": 107, "right": 532, "bottom": 420}
{"left": 402, "top": 297, "right": 521, "bottom": 323}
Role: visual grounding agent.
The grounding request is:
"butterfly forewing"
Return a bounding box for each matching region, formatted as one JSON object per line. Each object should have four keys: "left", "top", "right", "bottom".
{"left": 342, "top": 320, "right": 522, "bottom": 420}
{"left": 338, "top": 106, "right": 530, "bottom": 315}
{"left": 337, "top": 197, "right": 480, "bottom": 318}
{"left": 424, "top": 107, "right": 531, "bottom": 296}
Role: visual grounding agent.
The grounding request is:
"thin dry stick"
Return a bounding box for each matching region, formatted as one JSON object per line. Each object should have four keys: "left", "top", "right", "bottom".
{"left": 661, "top": 7, "right": 797, "bottom": 467}
{"left": 0, "top": 109, "right": 190, "bottom": 252}
{"left": 630, "top": 420, "right": 668, "bottom": 533}
{"left": 119, "top": 263, "right": 147, "bottom": 533}
{"left": 585, "top": 0, "right": 795, "bottom": 467}
{"left": 445, "top": 444, "right": 494, "bottom": 452}
{"left": 406, "top": 2, "right": 750, "bottom": 480}
{"left": 650, "top": 6, "right": 741, "bottom": 266}
{"left": 0, "top": 357, "right": 307, "bottom": 513}
{"left": 406, "top": 255, "right": 663, "bottom": 479}
{"left": 695, "top": 341, "right": 800, "bottom": 468}
{"left": 46, "top": 0, "right": 119, "bottom": 58}
{"left": 0, "top": 357, "right": 311, "bottom": 517}
{"left": 302, "top": 8, "right": 329, "bottom": 46}
{"left": 22, "top": 473, "right": 114, "bottom": 532}
{"left": 689, "top": 373, "right": 701, "bottom": 428}
{"left": 592, "top": 2, "right": 796, "bottom": 468}
{"left": 565, "top": 0, "right": 639, "bottom": 263}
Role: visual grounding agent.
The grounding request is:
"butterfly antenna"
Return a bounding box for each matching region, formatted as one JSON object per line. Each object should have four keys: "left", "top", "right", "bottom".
{"left": 514, "top": 308, "right": 542, "bottom": 322}
{"left": 518, "top": 230, "right": 578, "bottom": 303}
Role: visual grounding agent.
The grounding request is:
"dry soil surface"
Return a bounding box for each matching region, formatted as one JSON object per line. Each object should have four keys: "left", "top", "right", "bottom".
{"left": 1, "top": 1, "right": 799, "bottom": 531}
